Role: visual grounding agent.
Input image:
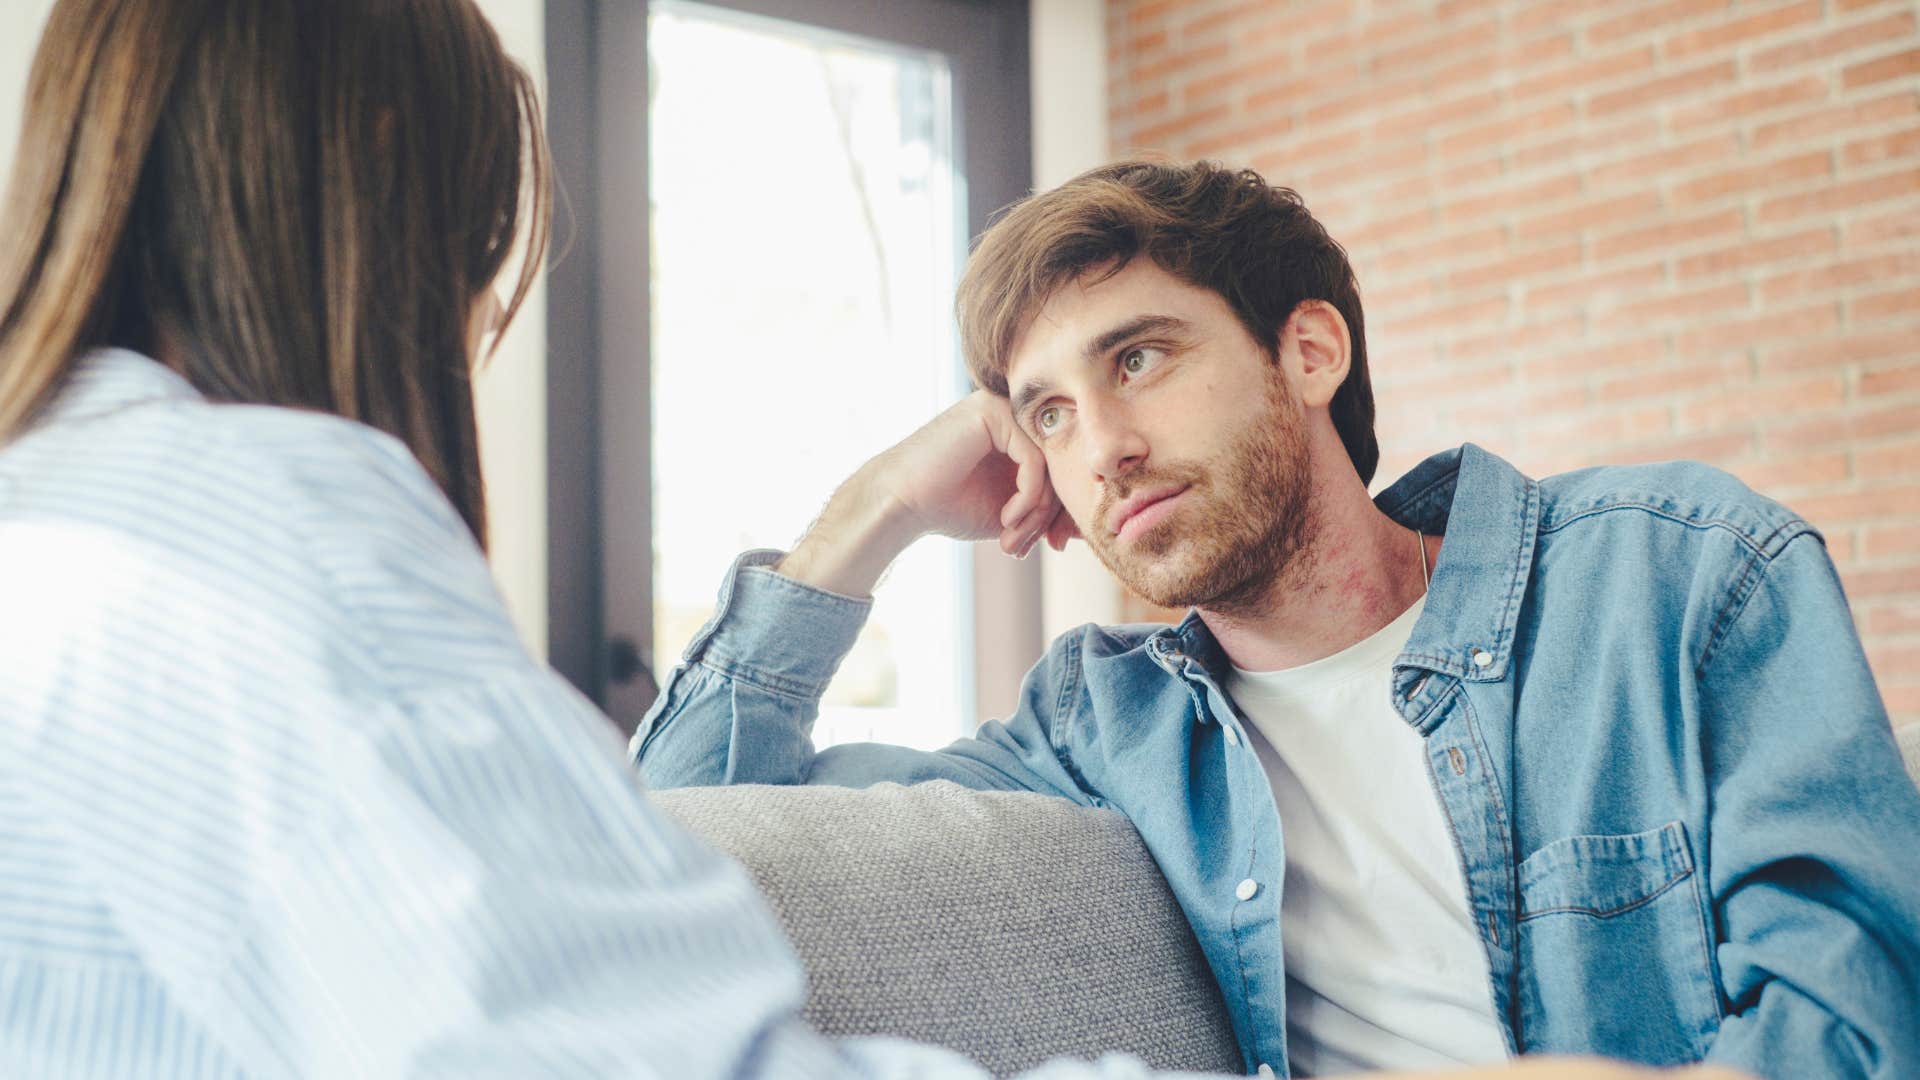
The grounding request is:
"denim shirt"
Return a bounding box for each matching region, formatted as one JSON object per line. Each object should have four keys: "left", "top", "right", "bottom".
{"left": 633, "top": 444, "right": 1920, "bottom": 1080}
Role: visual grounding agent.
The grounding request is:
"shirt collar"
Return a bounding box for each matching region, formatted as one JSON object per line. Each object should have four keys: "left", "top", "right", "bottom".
{"left": 1168, "top": 443, "right": 1541, "bottom": 686}
{"left": 32, "top": 348, "right": 204, "bottom": 429}
{"left": 1374, "top": 443, "right": 1541, "bottom": 683}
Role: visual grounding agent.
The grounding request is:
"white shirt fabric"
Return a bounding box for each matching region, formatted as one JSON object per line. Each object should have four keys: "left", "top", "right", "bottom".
{"left": 1225, "top": 595, "right": 1510, "bottom": 1077}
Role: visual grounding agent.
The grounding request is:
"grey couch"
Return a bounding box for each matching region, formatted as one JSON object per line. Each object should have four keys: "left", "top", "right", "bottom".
{"left": 655, "top": 723, "right": 1920, "bottom": 1078}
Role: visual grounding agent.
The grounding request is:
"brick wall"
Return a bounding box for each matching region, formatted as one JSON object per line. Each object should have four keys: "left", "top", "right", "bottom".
{"left": 1105, "top": 0, "right": 1920, "bottom": 728}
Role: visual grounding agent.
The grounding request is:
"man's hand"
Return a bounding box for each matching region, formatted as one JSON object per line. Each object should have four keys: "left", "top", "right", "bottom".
{"left": 776, "top": 392, "right": 1076, "bottom": 597}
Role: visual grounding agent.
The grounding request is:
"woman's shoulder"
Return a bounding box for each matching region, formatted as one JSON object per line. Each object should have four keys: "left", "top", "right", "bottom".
{"left": 0, "top": 353, "right": 527, "bottom": 696}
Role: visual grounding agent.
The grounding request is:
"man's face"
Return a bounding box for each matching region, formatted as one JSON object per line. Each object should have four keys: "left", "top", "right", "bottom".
{"left": 1004, "top": 259, "right": 1317, "bottom": 612}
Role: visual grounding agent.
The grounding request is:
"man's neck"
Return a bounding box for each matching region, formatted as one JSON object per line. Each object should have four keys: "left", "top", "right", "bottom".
{"left": 1199, "top": 480, "right": 1435, "bottom": 674}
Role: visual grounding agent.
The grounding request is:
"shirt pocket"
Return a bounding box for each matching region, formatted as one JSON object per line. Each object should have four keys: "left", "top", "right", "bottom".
{"left": 1514, "top": 820, "right": 1721, "bottom": 1065}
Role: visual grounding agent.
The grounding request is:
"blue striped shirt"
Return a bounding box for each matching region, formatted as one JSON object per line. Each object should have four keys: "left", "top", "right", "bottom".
{"left": 0, "top": 350, "right": 1172, "bottom": 1080}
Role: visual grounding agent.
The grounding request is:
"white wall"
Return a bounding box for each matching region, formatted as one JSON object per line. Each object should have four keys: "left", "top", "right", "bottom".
{"left": 0, "top": 0, "right": 551, "bottom": 655}
{"left": 1031, "top": 0, "right": 1124, "bottom": 639}
{"left": 470, "top": 0, "right": 550, "bottom": 656}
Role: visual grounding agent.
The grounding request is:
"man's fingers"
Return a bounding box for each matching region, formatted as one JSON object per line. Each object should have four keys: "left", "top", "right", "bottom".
{"left": 1044, "top": 505, "right": 1080, "bottom": 551}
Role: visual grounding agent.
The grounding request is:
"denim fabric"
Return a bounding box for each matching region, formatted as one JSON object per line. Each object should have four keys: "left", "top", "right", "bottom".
{"left": 634, "top": 444, "right": 1920, "bottom": 1080}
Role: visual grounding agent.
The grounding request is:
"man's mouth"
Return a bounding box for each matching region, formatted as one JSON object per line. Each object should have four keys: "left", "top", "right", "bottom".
{"left": 1108, "top": 485, "right": 1190, "bottom": 541}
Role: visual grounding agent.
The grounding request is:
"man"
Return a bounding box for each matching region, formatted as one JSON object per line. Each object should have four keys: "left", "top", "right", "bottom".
{"left": 632, "top": 160, "right": 1920, "bottom": 1079}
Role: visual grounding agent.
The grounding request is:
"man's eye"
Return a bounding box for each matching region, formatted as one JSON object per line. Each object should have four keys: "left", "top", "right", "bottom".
{"left": 1121, "top": 347, "right": 1161, "bottom": 375}
{"left": 1036, "top": 405, "right": 1062, "bottom": 433}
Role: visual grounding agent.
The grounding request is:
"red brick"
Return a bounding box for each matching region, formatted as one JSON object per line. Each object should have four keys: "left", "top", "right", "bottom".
{"left": 1511, "top": 0, "right": 1600, "bottom": 39}
{"left": 1527, "top": 405, "right": 1678, "bottom": 449}
{"left": 1607, "top": 430, "right": 1754, "bottom": 466}
{"left": 1868, "top": 644, "right": 1920, "bottom": 676}
{"left": 1377, "top": 294, "right": 1512, "bottom": 337}
{"left": 1526, "top": 335, "right": 1670, "bottom": 381}
{"left": 1862, "top": 365, "right": 1920, "bottom": 398}
{"left": 1738, "top": 452, "right": 1852, "bottom": 493}
{"left": 1664, "top": 0, "right": 1823, "bottom": 61}
{"left": 1593, "top": 209, "right": 1744, "bottom": 263}
{"left": 1597, "top": 356, "right": 1750, "bottom": 404}
{"left": 1181, "top": 0, "right": 1272, "bottom": 40}
{"left": 1670, "top": 74, "right": 1831, "bottom": 133}
{"left": 1757, "top": 171, "right": 1920, "bottom": 224}
{"left": 1858, "top": 438, "right": 1920, "bottom": 477}
{"left": 1590, "top": 133, "right": 1740, "bottom": 189}
{"left": 1513, "top": 192, "right": 1664, "bottom": 242}
{"left": 1132, "top": 89, "right": 1171, "bottom": 116}
{"left": 1793, "top": 484, "right": 1920, "bottom": 527}
{"left": 1868, "top": 604, "right": 1920, "bottom": 635}
{"left": 1883, "top": 686, "right": 1920, "bottom": 721}
{"left": 1854, "top": 286, "right": 1920, "bottom": 323}
{"left": 1843, "top": 48, "right": 1920, "bottom": 91}
{"left": 1373, "top": 90, "right": 1508, "bottom": 143}
{"left": 1374, "top": 226, "right": 1508, "bottom": 276}
{"left": 1368, "top": 19, "right": 1503, "bottom": 78}
{"left": 1676, "top": 227, "right": 1839, "bottom": 280}
{"left": 1761, "top": 251, "right": 1920, "bottom": 304}
{"left": 1761, "top": 326, "right": 1920, "bottom": 372}
{"left": 1447, "top": 315, "right": 1591, "bottom": 366}
{"left": 1237, "top": 70, "right": 1314, "bottom": 111}
{"left": 1680, "top": 374, "right": 1846, "bottom": 431}
{"left": 1865, "top": 524, "right": 1920, "bottom": 561}
{"left": 1612, "top": 281, "right": 1751, "bottom": 324}
{"left": 1509, "top": 46, "right": 1658, "bottom": 105}
{"left": 1438, "top": 103, "right": 1578, "bottom": 161}
{"left": 1447, "top": 242, "right": 1584, "bottom": 292}
{"left": 1843, "top": 126, "right": 1920, "bottom": 170}
{"left": 1751, "top": 11, "right": 1918, "bottom": 73}
{"left": 1124, "top": 0, "right": 1194, "bottom": 28}
{"left": 1770, "top": 403, "right": 1920, "bottom": 451}
{"left": 1752, "top": 91, "right": 1919, "bottom": 153}
{"left": 1587, "top": 0, "right": 1732, "bottom": 47}
{"left": 1442, "top": 173, "right": 1582, "bottom": 227}
{"left": 1130, "top": 41, "right": 1232, "bottom": 84}
{"left": 1187, "top": 114, "right": 1298, "bottom": 158}
{"left": 1847, "top": 205, "right": 1920, "bottom": 248}
{"left": 1125, "top": 28, "right": 1169, "bottom": 55}
{"left": 1842, "top": 561, "right": 1920, "bottom": 604}
{"left": 1527, "top": 261, "right": 1669, "bottom": 312}
{"left": 1589, "top": 61, "right": 1738, "bottom": 119}
{"left": 1671, "top": 150, "right": 1832, "bottom": 207}
{"left": 1676, "top": 303, "right": 1843, "bottom": 358}
{"left": 1124, "top": 102, "right": 1232, "bottom": 151}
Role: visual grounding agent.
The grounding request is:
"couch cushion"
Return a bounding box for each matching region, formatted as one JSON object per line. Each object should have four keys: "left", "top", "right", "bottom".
{"left": 654, "top": 781, "right": 1242, "bottom": 1078}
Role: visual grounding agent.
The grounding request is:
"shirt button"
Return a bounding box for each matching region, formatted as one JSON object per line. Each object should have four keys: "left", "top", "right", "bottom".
{"left": 1235, "top": 878, "right": 1258, "bottom": 901}
{"left": 1223, "top": 726, "right": 1241, "bottom": 747}
{"left": 1258, "top": 1065, "right": 1276, "bottom": 1079}
{"left": 1472, "top": 648, "right": 1493, "bottom": 668}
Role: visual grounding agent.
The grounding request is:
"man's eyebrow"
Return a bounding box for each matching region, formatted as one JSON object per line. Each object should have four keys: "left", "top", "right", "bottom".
{"left": 1010, "top": 314, "right": 1192, "bottom": 422}
{"left": 1084, "top": 314, "right": 1190, "bottom": 363}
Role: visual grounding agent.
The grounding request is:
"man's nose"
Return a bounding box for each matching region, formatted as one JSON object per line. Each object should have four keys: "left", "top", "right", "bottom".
{"left": 1082, "top": 398, "right": 1149, "bottom": 485}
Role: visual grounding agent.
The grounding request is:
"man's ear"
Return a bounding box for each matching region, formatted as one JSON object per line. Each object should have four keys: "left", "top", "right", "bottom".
{"left": 1282, "top": 301, "right": 1351, "bottom": 409}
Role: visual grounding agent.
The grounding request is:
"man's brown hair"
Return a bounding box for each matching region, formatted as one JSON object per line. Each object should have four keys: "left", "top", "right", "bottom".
{"left": 956, "top": 159, "right": 1378, "bottom": 486}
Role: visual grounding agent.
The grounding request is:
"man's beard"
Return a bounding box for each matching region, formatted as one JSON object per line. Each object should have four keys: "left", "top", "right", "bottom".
{"left": 1085, "top": 371, "right": 1316, "bottom": 615}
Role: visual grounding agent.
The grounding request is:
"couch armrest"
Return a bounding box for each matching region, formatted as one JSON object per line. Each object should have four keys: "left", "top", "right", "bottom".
{"left": 654, "top": 781, "right": 1242, "bottom": 1078}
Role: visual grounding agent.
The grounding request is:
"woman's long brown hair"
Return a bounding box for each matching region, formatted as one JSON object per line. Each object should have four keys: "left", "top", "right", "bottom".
{"left": 0, "top": 0, "right": 553, "bottom": 546}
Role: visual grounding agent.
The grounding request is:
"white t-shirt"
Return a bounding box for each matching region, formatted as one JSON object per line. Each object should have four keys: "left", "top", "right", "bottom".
{"left": 1224, "top": 596, "right": 1510, "bottom": 1076}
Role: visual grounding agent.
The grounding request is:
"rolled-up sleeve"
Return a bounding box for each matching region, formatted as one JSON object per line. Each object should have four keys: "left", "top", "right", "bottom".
{"left": 633, "top": 550, "right": 1096, "bottom": 804}
{"left": 1697, "top": 532, "right": 1920, "bottom": 1079}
